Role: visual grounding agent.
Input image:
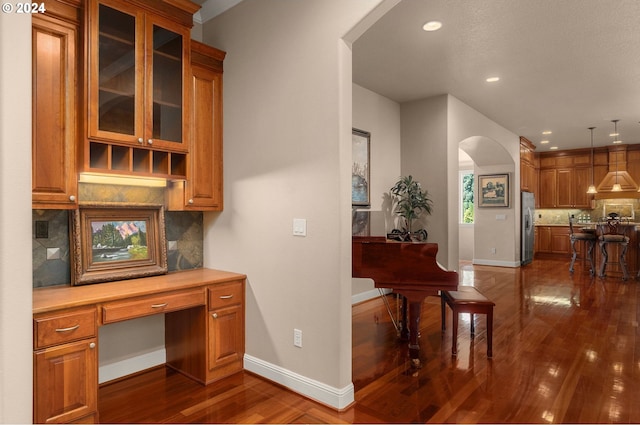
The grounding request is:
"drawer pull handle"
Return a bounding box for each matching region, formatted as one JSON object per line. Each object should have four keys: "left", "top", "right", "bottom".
{"left": 219, "top": 295, "right": 233, "bottom": 299}
{"left": 55, "top": 325, "right": 80, "bottom": 333}
{"left": 151, "top": 303, "right": 168, "bottom": 309}
{"left": 212, "top": 313, "right": 218, "bottom": 319}
{"left": 89, "top": 342, "right": 96, "bottom": 349}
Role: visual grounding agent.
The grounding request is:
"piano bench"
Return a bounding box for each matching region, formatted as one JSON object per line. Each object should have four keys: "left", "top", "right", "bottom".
{"left": 441, "top": 287, "right": 495, "bottom": 358}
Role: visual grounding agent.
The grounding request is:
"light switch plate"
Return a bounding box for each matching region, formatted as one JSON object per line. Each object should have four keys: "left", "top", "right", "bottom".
{"left": 293, "top": 218, "right": 307, "bottom": 236}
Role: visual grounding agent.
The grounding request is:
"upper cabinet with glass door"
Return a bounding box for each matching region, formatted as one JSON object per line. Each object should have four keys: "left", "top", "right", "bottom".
{"left": 88, "top": 0, "right": 192, "bottom": 152}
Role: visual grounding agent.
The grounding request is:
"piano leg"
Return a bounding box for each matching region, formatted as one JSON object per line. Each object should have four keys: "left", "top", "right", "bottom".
{"left": 399, "top": 296, "right": 409, "bottom": 340}
{"left": 407, "top": 299, "right": 423, "bottom": 367}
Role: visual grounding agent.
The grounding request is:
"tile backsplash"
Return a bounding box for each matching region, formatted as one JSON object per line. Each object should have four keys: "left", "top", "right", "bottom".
{"left": 32, "top": 182, "right": 204, "bottom": 288}
{"left": 535, "top": 198, "right": 640, "bottom": 225}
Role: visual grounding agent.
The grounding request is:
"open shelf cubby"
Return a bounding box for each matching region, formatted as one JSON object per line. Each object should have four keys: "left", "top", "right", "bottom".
{"left": 87, "top": 141, "right": 187, "bottom": 179}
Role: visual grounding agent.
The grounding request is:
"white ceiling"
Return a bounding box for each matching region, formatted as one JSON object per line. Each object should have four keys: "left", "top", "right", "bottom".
{"left": 195, "top": 0, "right": 640, "bottom": 152}
{"left": 353, "top": 0, "right": 640, "bottom": 152}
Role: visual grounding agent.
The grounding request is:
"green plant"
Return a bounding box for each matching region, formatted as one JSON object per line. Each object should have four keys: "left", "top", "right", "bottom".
{"left": 390, "top": 175, "right": 433, "bottom": 239}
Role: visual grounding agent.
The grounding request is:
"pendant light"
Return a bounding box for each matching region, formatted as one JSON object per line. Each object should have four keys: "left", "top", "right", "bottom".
{"left": 586, "top": 127, "right": 597, "bottom": 194}
{"left": 611, "top": 119, "right": 622, "bottom": 192}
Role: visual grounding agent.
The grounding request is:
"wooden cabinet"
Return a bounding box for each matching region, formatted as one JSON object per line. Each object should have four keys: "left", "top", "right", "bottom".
{"left": 538, "top": 169, "right": 557, "bottom": 208}
{"left": 535, "top": 226, "right": 570, "bottom": 256}
{"left": 538, "top": 151, "right": 593, "bottom": 208}
{"left": 33, "top": 269, "right": 246, "bottom": 423}
{"left": 84, "top": 0, "right": 199, "bottom": 178}
{"left": 207, "top": 281, "right": 244, "bottom": 380}
{"left": 556, "top": 167, "right": 591, "bottom": 208}
{"left": 31, "top": 2, "right": 81, "bottom": 209}
{"left": 520, "top": 137, "right": 537, "bottom": 194}
{"left": 167, "top": 41, "right": 226, "bottom": 210}
{"left": 33, "top": 307, "right": 98, "bottom": 424}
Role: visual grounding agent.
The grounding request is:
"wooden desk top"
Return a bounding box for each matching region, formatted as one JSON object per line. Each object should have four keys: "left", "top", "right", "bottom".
{"left": 33, "top": 268, "right": 247, "bottom": 315}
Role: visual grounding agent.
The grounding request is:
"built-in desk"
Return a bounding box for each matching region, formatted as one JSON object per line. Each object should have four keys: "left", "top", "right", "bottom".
{"left": 33, "top": 268, "right": 246, "bottom": 424}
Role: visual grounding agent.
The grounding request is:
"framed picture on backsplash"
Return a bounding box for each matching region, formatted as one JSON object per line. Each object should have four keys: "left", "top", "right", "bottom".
{"left": 70, "top": 203, "right": 168, "bottom": 285}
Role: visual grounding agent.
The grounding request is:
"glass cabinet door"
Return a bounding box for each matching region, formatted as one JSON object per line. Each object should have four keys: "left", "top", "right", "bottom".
{"left": 90, "top": 1, "right": 143, "bottom": 143}
{"left": 89, "top": 0, "right": 188, "bottom": 150}
{"left": 145, "top": 14, "right": 190, "bottom": 151}
{"left": 151, "top": 25, "right": 183, "bottom": 143}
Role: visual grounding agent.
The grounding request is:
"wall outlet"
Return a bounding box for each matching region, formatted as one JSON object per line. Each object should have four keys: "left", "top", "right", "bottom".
{"left": 293, "top": 328, "right": 302, "bottom": 347}
{"left": 490, "top": 247, "right": 496, "bottom": 254}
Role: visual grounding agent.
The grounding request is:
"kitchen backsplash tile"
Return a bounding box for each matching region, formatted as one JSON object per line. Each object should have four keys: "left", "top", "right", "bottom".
{"left": 536, "top": 198, "right": 640, "bottom": 224}
{"left": 33, "top": 183, "right": 204, "bottom": 288}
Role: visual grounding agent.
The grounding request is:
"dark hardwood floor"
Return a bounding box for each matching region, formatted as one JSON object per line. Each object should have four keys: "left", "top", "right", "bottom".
{"left": 99, "top": 258, "right": 640, "bottom": 423}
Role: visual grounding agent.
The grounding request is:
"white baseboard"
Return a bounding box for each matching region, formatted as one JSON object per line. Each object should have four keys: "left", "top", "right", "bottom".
{"left": 99, "top": 348, "right": 166, "bottom": 384}
{"left": 351, "top": 288, "right": 391, "bottom": 305}
{"left": 472, "top": 258, "right": 521, "bottom": 267}
{"left": 243, "top": 354, "right": 354, "bottom": 410}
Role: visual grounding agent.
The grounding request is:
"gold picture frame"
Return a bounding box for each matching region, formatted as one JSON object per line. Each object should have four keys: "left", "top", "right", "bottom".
{"left": 70, "top": 203, "right": 167, "bottom": 285}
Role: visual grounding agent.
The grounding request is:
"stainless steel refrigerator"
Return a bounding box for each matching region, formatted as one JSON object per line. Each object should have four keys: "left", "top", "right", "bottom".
{"left": 521, "top": 192, "right": 535, "bottom": 265}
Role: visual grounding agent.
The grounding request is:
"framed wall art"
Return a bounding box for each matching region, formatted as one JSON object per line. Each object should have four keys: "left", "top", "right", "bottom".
{"left": 70, "top": 203, "right": 167, "bottom": 285}
{"left": 478, "top": 174, "right": 509, "bottom": 208}
{"left": 352, "top": 128, "right": 370, "bottom": 206}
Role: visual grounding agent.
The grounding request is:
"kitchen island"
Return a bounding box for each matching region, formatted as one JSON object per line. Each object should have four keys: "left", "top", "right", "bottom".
{"left": 534, "top": 223, "right": 639, "bottom": 277}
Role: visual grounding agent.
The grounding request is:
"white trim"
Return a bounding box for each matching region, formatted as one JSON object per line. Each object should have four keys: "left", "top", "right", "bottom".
{"left": 472, "top": 258, "right": 520, "bottom": 268}
{"left": 351, "top": 288, "right": 391, "bottom": 305}
{"left": 243, "top": 354, "right": 355, "bottom": 410}
{"left": 98, "top": 348, "right": 166, "bottom": 384}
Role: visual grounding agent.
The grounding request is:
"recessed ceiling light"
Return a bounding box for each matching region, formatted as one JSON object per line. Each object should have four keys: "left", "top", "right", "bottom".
{"left": 542, "top": 131, "right": 552, "bottom": 135}
{"left": 422, "top": 21, "right": 442, "bottom": 31}
{"left": 486, "top": 77, "right": 500, "bottom": 83}
{"left": 540, "top": 140, "right": 550, "bottom": 144}
{"left": 550, "top": 146, "right": 558, "bottom": 150}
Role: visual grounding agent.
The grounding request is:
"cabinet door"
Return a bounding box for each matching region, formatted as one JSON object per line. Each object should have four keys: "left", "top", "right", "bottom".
{"left": 88, "top": 0, "right": 190, "bottom": 150}
{"left": 208, "top": 304, "right": 244, "bottom": 378}
{"left": 551, "top": 227, "right": 570, "bottom": 255}
{"left": 538, "top": 169, "right": 557, "bottom": 208}
{"left": 556, "top": 168, "right": 573, "bottom": 207}
{"left": 144, "top": 14, "right": 190, "bottom": 151}
{"left": 186, "top": 63, "right": 223, "bottom": 209}
{"left": 537, "top": 226, "right": 551, "bottom": 252}
{"left": 88, "top": 0, "right": 144, "bottom": 144}
{"left": 32, "top": 15, "right": 78, "bottom": 209}
{"left": 572, "top": 167, "right": 592, "bottom": 208}
{"left": 34, "top": 339, "right": 98, "bottom": 424}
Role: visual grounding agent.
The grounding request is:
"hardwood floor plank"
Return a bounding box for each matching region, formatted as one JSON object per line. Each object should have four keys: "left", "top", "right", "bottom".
{"left": 99, "top": 258, "right": 640, "bottom": 423}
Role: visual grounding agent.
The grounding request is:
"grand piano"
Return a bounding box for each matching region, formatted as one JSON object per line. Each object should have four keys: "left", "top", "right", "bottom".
{"left": 352, "top": 236, "right": 459, "bottom": 365}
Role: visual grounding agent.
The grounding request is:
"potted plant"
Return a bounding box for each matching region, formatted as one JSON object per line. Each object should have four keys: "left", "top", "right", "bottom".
{"left": 388, "top": 175, "right": 433, "bottom": 242}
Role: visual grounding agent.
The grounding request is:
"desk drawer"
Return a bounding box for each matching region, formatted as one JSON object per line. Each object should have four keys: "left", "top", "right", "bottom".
{"left": 208, "top": 281, "right": 243, "bottom": 310}
{"left": 34, "top": 307, "right": 97, "bottom": 349}
{"left": 102, "top": 289, "right": 205, "bottom": 324}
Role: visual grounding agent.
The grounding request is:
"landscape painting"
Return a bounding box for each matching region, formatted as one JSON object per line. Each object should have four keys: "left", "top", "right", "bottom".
{"left": 478, "top": 174, "right": 509, "bottom": 207}
{"left": 91, "top": 219, "right": 149, "bottom": 263}
{"left": 71, "top": 203, "right": 167, "bottom": 285}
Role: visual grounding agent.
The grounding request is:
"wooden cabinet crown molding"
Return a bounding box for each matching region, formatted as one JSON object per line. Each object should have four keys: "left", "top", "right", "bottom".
{"left": 114, "top": 0, "right": 201, "bottom": 27}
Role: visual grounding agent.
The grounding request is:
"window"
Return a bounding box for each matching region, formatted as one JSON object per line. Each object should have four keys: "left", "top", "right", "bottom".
{"left": 460, "top": 171, "right": 474, "bottom": 224}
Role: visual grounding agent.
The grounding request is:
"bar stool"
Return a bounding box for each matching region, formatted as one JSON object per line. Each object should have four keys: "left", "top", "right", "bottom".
{"left": 568, "top": 216, "right": 596, "bottom": 275}
{"left": 597, "top": 214, "right": 630, "bottom": 280}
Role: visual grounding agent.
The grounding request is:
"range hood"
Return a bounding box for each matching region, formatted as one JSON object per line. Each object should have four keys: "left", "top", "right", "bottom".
{"left": 596, "top": 171, "right": 638, "bottom": 192}
{"left": 595, "top": 146, "right": 639, "bottom": 194}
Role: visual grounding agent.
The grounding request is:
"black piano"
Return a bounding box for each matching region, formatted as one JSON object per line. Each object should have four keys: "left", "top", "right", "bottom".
{"left": 352, "top": 236, "right": 459, "bottom": 365}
